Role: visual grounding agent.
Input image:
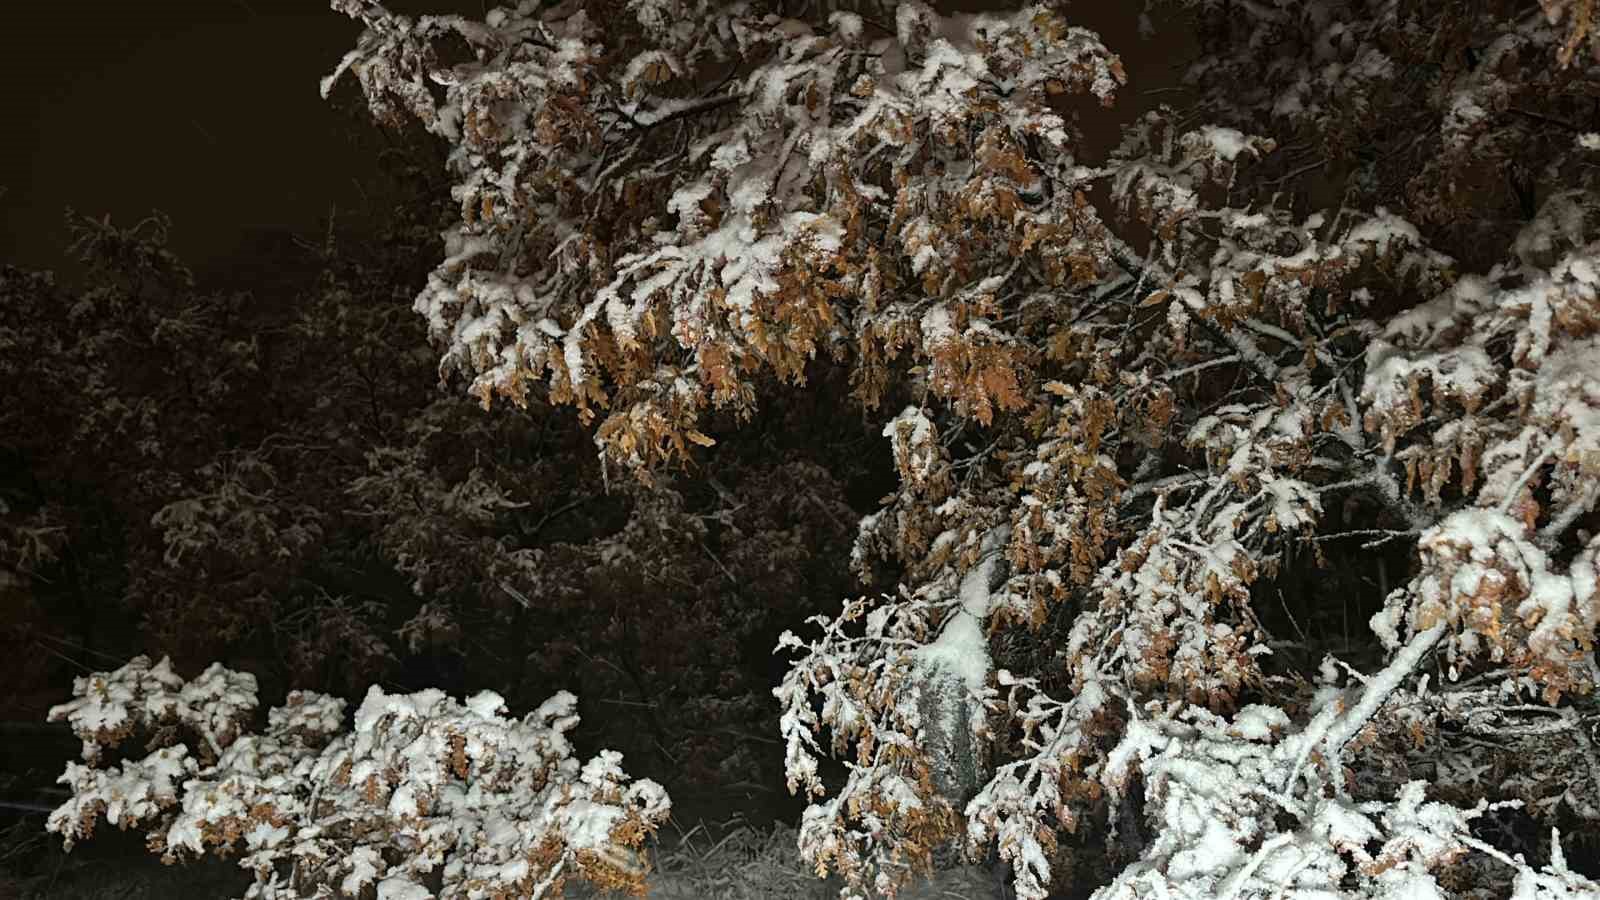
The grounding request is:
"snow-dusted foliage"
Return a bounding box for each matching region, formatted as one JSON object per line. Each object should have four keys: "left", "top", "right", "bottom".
{"left": 322, "top": 0, "right": 1124, "bottom": 474}
{"left": 315, "top": 0, "right": 1600, "bottom": 897}
{"left": 46, "top": 656, "right": 669, "bottom": 899}
{"left": 1089, "top": 625, "right": 1600, "bottom": 900}
{"left": 1361, "top": 216, "right": 1600, "bottom": 702}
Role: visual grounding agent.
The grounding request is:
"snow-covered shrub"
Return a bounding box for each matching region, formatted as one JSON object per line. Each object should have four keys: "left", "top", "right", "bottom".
{"left": 46, "top": 655, "right": 670, "bottom": 900}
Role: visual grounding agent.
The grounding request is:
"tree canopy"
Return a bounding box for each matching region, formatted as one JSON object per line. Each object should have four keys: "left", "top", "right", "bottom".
{"left": 8, "top": 0, "right": 1600, "bottom": 898}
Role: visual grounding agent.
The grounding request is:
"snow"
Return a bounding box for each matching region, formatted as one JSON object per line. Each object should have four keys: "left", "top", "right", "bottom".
{"left": 1444, "top": 92, "right": 1489, "bottom": 149}
{"left": 919, "top": 303, "right": 955, "bottom": 346}
{"left": 48, "top": 655, "right": 182, "bottom": 755}
{"left": 1343, "top": 207, "right": 1423, "bottom": 257}
{"left": 1227, "top": 704, "right": 1290, "bottom": 742}
{"left": 882, "top": 405, "right": 940, "bottom": 484}
{"left": 465, "top": 689, "right": 507, "bottom": 718}
{"left": 912, "top": 526, "right": 1009, "bottom": 693}
{"left": 342, "top": 847, "right": 384, "bottom": 896}
{"left": 1194, "top": 125, "right": 1253, "bottom": 160}
{"left": 829, "top": 11, "right": 863, "bottom": 41}
{"left": 376, "top": 875, "right": 431, "bottom": 900}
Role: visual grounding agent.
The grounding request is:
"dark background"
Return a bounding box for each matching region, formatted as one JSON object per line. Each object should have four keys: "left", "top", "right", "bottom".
{"left": 1, "top": 1, "right": 1193, "bottom": 279}
{"left": 0, "top": 0, "right": 504, "bottom": 278}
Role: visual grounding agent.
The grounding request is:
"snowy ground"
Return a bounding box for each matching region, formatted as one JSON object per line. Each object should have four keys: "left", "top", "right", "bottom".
{"left": 2, "top": 813, "right": 1006, "bottom": 899}
{"left": 574, "top": 816, "right": 1004, "bottom": 900}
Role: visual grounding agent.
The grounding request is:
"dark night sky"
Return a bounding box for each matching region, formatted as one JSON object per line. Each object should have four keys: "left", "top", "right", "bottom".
{"left": 1, "top": 0, "right": 488, "bottom": 278}
{"left": 3, "top": 1, "right": 1190, "bottom": 279}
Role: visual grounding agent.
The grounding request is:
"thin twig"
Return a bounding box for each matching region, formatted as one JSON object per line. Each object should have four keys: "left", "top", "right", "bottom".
{"left": 526, "top": 495, "right": 591, "bottom": 541}
{"left": 700, "top": 541, "right": 740, "bottom": 588}
{"left": 1499, "top": 446, "right": 1553, "bottom": 514}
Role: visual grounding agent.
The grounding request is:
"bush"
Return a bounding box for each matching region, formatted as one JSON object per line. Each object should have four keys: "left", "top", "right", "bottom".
{"left": 45, "top": 655, "right": 670, "bottom": 899}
